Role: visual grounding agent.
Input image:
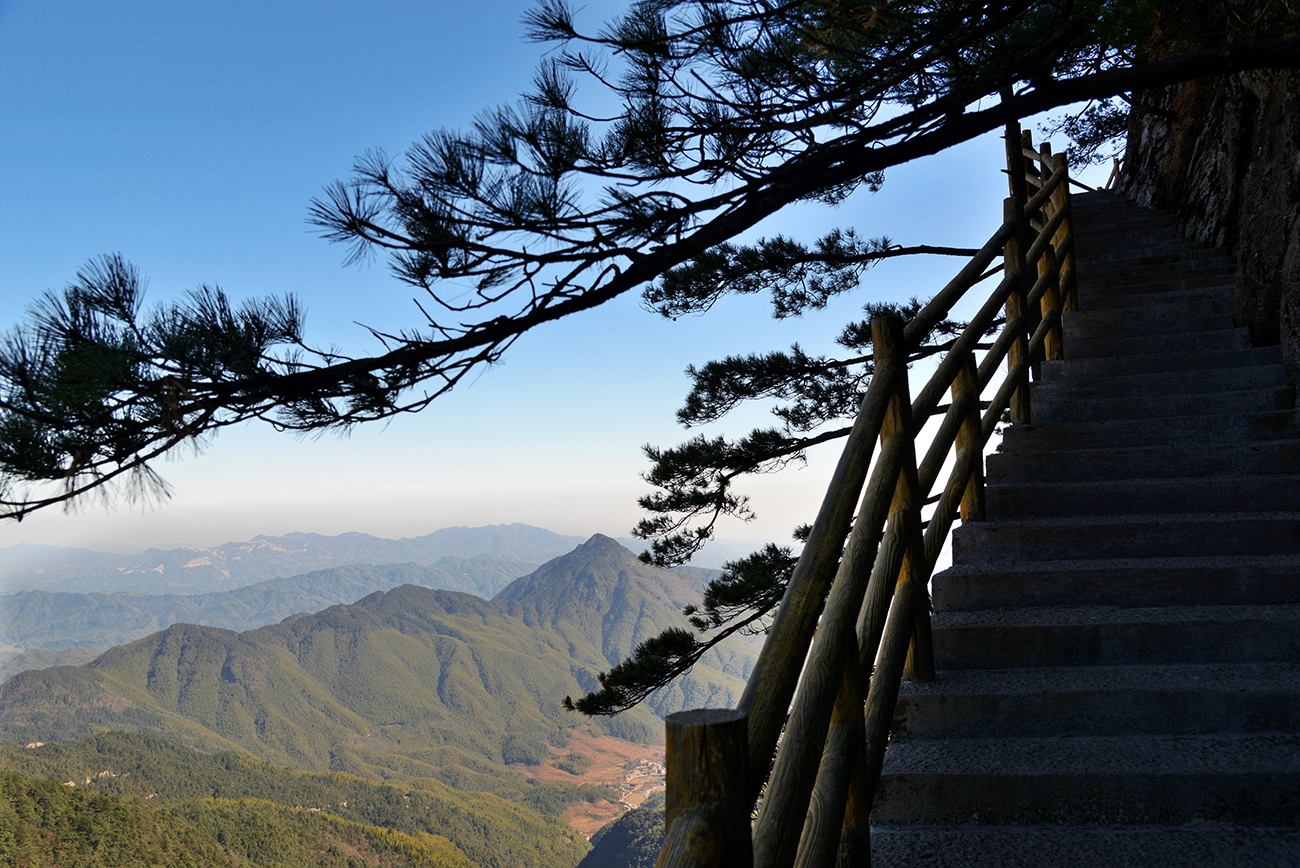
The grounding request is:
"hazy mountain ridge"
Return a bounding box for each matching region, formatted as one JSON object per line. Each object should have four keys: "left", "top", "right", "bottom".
{"left": 1, "top": 558, "right": 538, "bottom": 653}
{"left": 0, "top": 647, "right": 101, "bottom": 682}
{"left": 0, "top": 523, "right": 773, "bottom": 597}
{"left": 1, "top": 537, "right": 753, "bottom": 786}
{"left": 0, "top": 523, "right": 589, "bottom": 595}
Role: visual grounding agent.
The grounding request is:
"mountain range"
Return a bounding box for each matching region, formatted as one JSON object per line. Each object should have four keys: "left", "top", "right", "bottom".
{"left": 0, "top": 536, "right": 756, "bottom": 786}
{"left": 1, "top": 524, "right": 593, "bottom": 595}
{"left": 1, "top": 558, "right": 539, "bottom": 652}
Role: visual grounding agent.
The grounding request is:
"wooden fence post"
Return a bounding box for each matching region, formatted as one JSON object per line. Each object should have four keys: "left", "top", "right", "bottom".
{"left": 1034, "top": 142, "right": 1065, "bottom": 362}
{"left": 1003, "top": 197, "right": 1032, "bottom": 424}
{"left": 1005, "top": 121, "right": 1029, "bottom": 208}
{"left": 658, "top": 709, "right": 753, "bottom": 868}
{"left": 793, "top": 654, "right": 869, "bottom": 868}
{"left": 1052, "top": 152, "right": 1079, "bottom": 313}
{"left": 953, "top": 354, "right": 986, "bottom": 522}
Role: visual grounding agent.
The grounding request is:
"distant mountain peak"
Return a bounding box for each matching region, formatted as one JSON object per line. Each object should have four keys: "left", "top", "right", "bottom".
{"left": 580, "top": 533, "right": 625, "bottom": 551}
{"left": 493, "top": 534, "right": 700, "bottom": 628}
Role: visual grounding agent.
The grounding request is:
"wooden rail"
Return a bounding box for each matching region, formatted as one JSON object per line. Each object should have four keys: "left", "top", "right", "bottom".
{"left": 657, "top": 124, "right": 1077, "bottom": 868}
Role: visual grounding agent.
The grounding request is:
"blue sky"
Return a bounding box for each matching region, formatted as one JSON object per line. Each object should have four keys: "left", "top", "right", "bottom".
{"left": 0, "top": 1, "right": 1105, "bottom": 556}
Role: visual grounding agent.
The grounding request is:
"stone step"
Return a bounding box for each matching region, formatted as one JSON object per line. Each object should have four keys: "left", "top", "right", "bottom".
{"left": 1030, "top": 383, "right": 1294, "bottom": 425}
{"left": 1063, "top": 309, "right": 1235, "bottom": 341}
{"left": 1076, "top": 244, "right": 1227, "bottom": 269}
{"left": 1076, "top": 265, "right": 1238, "bottom": 295}
{"left": 1071, "top": 233, "right": 1201, "bottom": 261}
{"left": 1070, "top": 284, "right": 1234, "bottom": 316}
{"left": 952, "top": 512, "right": 1300, "bottom": 563}
{"left": 872, "top": 733, "right": 1300, "bottom": 825}
{"left": 1071, "top": 198, "right": 1169, "bottom": 216}
{"left": 893, "top": 662, "right": 1300, "bottom": 738}
{"left": 1076, "top": 252, "right": 1237, "bottom": 279}
{"left": 987, "top": 438, "right": 1300, "bottom": 483}
{"left": 1073, "top": 227, "right": 1186, "bottom": 249}
{"left": 1075, "top": 282, "right": 1234, "bottom": 313}
{"left": 929, "top": 604, "right": 1300, "bottom": 669}
{"left": 984, "top": 474, "right": 1300, "bottom": 518}
{"left": 1072, "top": 222, "right": 1178, "bottom": 240}
{"left": 870, "top": 825, "right": 1300, "bottom": 868}
{"left": 1031, "top": 364, "right": 1284, "bottom": 404}
{"left": 997, "top": 408, "right": 1300, "bottom": 452}
{"left": 1039, "top": 345, "right": 1280, "bottom": 380}
{"left": 1076, "top": 260, "right": 1236, "bottom": 288}
{"left": 1073, "top": 214, "right": 1183, "bottom": 233}
{"left": 1064, "top": 326, "right": 1250, "bottom": 359}
{"left": 931, "top": 554, "right": 1300, "bottom": 611}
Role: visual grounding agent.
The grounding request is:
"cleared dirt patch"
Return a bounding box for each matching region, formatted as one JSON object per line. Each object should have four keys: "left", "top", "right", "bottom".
{"left": 512, "top": 725, "right": 665, "bottom": 838}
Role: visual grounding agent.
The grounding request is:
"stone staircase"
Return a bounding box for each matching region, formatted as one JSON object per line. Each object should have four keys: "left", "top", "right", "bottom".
{"left": 870, "top": 191, "right": 1300, "bottom": 866}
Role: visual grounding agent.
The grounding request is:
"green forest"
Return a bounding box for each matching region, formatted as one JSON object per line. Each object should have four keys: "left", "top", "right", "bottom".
{"left": 0, "top": 538, "right": 711, "bottom": 867}
{"left": 0, "top": 732, "right": 609, "bottom": 868}
{"left": 1, "top": 768, "right": 481, "bottom": 867}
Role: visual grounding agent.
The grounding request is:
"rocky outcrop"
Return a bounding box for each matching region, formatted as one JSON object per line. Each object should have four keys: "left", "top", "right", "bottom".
{"left": 1121, "top": 67, "right": 1300, "bottom": 390}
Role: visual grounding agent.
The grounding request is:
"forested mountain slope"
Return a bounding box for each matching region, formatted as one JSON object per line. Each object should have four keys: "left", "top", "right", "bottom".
{"left": 495, "top": 535, "right": 758, "bottom": 716}
{"left": 1, "top": 538, "right": 751, "bottom": 785}
{"left": 1, "top": 731, "right": 593, "bottom": 868}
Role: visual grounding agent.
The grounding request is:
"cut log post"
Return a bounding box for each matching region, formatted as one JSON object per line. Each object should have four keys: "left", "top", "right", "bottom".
{"left": 794, "top": 653, "right": 869, "bottom": 868}
{"left": 1020, "top": 129, "right": 1042, "bottom": 197}
{"left": 953, "top": 354, "right": 986, "bottom": 522}
{"left": 737, "top": 350, "right": 896, "bottom": 800}
{"left": 1034, "top": 143, "right": 1065, "bottom": 362}
{"left": 658, "top": 709, "right": 753, "bottom": 868}
{"left": 1036, "top": 245, "right": 1065, "bottom": 363}
{"left": 752, "top": 317, "right": 910, "bottom": 868}
{"left": 1005, "top": 122, "right": 1029, "bottom": 207}
{"left": 1052, "top": 152, "right": 1079, "bottom": 313}
{"left": 1003, "top": 197, "right": 1032, "bottom": 424}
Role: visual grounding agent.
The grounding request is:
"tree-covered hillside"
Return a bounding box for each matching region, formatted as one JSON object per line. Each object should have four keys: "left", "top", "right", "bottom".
{"left": 1, "top": 588, "right": 632, "bottom": 773}
{"left": 495, "top": 535, "right": 758, "bottom": 716}
{"left": 1, "top": 732, "right": 594, "bottom": 868}
{"left": 2, "top": 769, "right": 243, "bottom": 868}
{"left": 1, "top": 538, "right": 751, "bottom": 784}
{"left": 578, "top": 796, "right": 665, "bottom": 868}
{"left": 1, "top": 769, "right": 484, "bottom": 868}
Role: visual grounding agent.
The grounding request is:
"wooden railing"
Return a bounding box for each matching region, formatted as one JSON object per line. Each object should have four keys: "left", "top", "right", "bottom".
{"left": 656, "top": 125, "right": 1078, "bottom": 868}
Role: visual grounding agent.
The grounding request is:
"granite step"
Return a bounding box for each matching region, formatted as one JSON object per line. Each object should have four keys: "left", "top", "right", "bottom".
{"left": 931, "top": 555, "right": 1300, "bottom": 611}
{"left": 951, "top": 512, "right": 1300, "bottom": 562}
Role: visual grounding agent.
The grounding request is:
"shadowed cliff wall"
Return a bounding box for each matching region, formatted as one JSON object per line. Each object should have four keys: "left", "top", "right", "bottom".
{"left": 1121, "top": 67, "right": 1300, "bottom": 390}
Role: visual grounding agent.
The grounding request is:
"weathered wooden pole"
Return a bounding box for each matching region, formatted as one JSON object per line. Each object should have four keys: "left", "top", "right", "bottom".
{"left": 793, "top": 653, "right": 869, "bottom": 868}
{"left": 737, "top": 347, "right": 896, "bottom": 802}
{"left": 1003, "top": 196, "right": 1032, "bottom": 424}
{"left": 1052, "top": 152, "right": 1079, "bottom": 314}
{"left": 952, "top": 354, "right": 986, "bottom": 522}
{"left": 1036, "top": 240, "right": 1065, "bottom": 362}
{"left": 1034, "top": 142, "right": 1065, "bottom": 362}
{"left": 657, "top": 709, "right": 753, "bottom": 868}
{"left": 1004, "top": 120, "right": 1029, "bottom": 208}
{"left": 1021, "top": 130, "right": 1045, "bottom": 212}
{"left": 751, "top": 318, "right": 908, "bottom": 868}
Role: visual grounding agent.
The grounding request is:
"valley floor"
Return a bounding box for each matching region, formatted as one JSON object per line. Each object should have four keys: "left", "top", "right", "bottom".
{"left": 509, "top": 728, "right": 666, "bottom": 838}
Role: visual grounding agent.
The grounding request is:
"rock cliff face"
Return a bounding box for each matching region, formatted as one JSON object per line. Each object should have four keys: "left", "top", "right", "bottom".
{"left": 1120, "top": 67, "right": 1300, "bottom": 388}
